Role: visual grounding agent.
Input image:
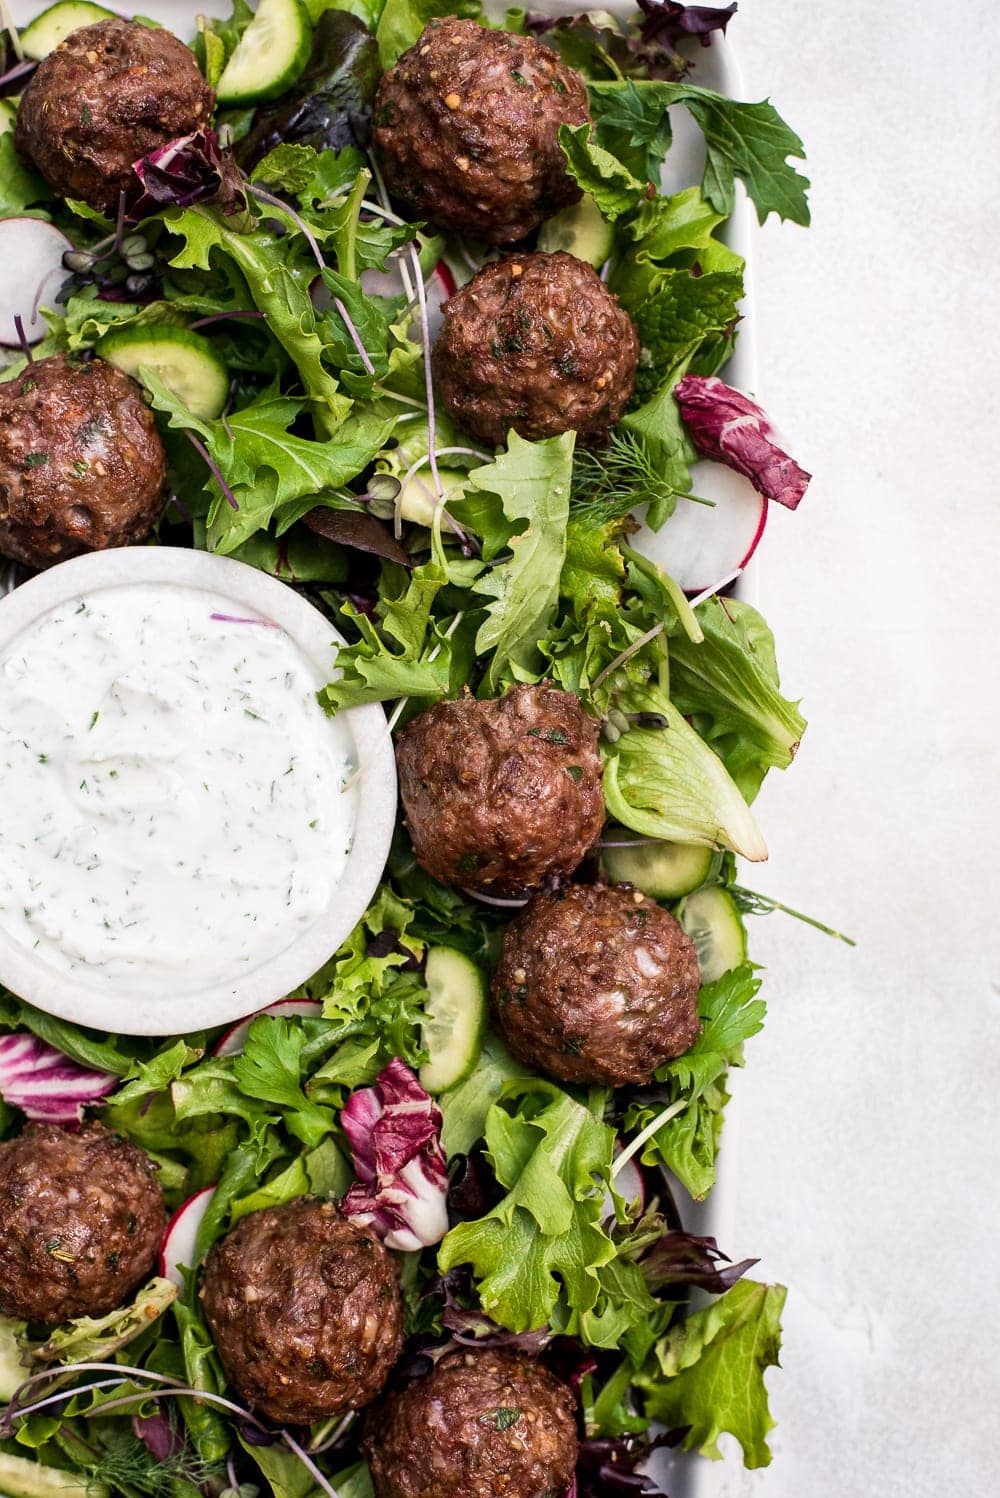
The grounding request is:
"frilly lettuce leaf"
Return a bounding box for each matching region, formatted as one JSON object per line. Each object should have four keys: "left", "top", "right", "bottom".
{"left": 438, "top": 1081, "right": 618, "bottom": 1333}
{"left": 625, "top": 964, "right": 765, "bottom": 1200}
{"left": 640, "top": 1279, "right": 787, "bottom": 1466}
{"left": 28, "top": 1279, "right": 178, "bottom": 1368}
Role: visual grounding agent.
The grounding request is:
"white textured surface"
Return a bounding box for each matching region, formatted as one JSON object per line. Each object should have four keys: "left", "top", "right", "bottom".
{"left": 705, "top": 3, "right": 1000, "bottom": 1494}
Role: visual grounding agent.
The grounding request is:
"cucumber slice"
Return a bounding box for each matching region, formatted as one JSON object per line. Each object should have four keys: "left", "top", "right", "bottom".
{"left": 0, "top": 1315, "right": 27, "bottom": 1402}
{"left": 216, "top": 0, "right": 312, "bottom": 106}
{"left": 602, "top": 831, "right": 714, "bottom": 901}
{"left": 96, "top": 326, "right": 230, "bottom": 421}
{"left": 0, "top": 99, "right": 17, "bottom": 137}
{"left": 676, "top": 886, "right": 747, "bottom": 985}
{"left": 0, "top": 1449, "right": 106, "bottom": 1498}
{"left": 536, "top": 193, "right": 614, "bottom": 269}
{"left": 418, "top": 946, "right": 487, "bottom": 1095}
{"left": 19, "top": 2, "right": 115, "bottom": 60}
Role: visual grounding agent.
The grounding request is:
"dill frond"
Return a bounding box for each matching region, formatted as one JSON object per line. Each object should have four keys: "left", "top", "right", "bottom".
{"left": 86, "top": 1424, "right": 224, "bottom": 1497}
{"left": 570, "top": 430, "right": 680, "bottom": 526}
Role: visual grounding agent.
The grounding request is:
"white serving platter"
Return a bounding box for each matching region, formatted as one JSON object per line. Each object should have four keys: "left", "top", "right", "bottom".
{"left": 3, "top": 2, "right": 761, "bottom": 1490}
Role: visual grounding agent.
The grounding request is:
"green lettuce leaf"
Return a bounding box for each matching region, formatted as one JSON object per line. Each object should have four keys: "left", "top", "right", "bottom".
{"left": 28, "top": 1280, "right": 178, "bottom": 1368}
{"left": 601, "top": 678, "right": 768, "bottom": 861}
{"left": 641, "top": 1279, "right": 787, "bottom": 1466}
{"left": 465, "top": 431, "right": 575, "bottom": 690}
{"left": 438, "top": 1081, "right": 617, "bottom": 1332}
{"left": 625, "top": 965, "right": 765, "bottom": 1199}
{"left": 667, "top": 596, "right": 807, "bottom": 802}
{"left": 376, "top": 0, "right": 480, "bottom": 69}
{"left": 143, "top": 372, "right": 391, "bottom": 552}
{"left": 558, "top": 123, "right": 648, "bottom": 220}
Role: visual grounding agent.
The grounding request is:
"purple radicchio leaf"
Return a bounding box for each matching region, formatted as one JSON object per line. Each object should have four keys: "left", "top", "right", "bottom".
{"left": 675, "top": 374, "right": 811, "bottom": 510}
{"left": 131, "top": 131, "right": 250, "bottom": 226}
{"left": 638, "top": 1226, "right": 758, "bottom": 1294}
{"left": 131, "top": 1413, "right": 185, "bottom": 1464}
{"left": 340, "top": 1059, "right": 449, "bottom": 1252}
{"left": 0, "top": 1033, "right": 117, "bottom": 1122}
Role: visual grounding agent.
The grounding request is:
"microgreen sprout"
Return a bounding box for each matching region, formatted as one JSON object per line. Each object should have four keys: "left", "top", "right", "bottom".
{"left": 247, "top": 183, "right": 325, "bottom": 272}
{"left": 183, "top": 430, "right": 239, "bottom": 511}
{"left": 13, "top": 314, "right": 33, "bottom": 364}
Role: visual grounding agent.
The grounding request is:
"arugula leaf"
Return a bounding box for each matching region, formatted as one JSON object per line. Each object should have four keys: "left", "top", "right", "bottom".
{"left": 641, "top": 1279, "right": 787, "bottom": 1466}
{"left": 465, "top": 432, "right": 574, "bottom": 690}
{"left": 233, "top": 1016, "right": 336, "bottom": 1148}
{"left": 144, "top": 372, "right": 391, "bottom": 551}
{"left": 589, "top": 78, "right": 677, "bottom": 180}
{"left": 0, "top": 991, "right": 136, "bottom": 1076}
{"left": 667, "top": 595, "right": 807, "bottom": 802}
{"left": 438, "top": 1081, "right": 618, "bottom": 1333}
{"left": 625, "top": 965, "right": 765, "bottom": 1200}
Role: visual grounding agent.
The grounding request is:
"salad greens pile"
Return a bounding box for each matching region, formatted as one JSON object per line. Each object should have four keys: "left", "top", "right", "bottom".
{"left": 0, "top": 1, "right": 832, "bottom": 1494}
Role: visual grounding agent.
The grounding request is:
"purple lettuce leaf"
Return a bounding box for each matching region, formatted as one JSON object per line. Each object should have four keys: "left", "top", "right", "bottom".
{"left": 130, "top": 130, "right": 250, "bottom": 226}
{"left": 340, "top": 1059, "right": 449, "bottom": 1252}
{"left": 573, "top": 1430, "right": 686, "bottom": 1496}
{"left": 527, "top": 1, "right": 734, "bottom": 82}
{"left": 638, "top": 1227, "right": 759, "bottom": 1294}
{"left": 675, "top": 375, "right": 811, "bottom": 510}
{"left": 637, "top": 1, "right": 737, "bottom": 51}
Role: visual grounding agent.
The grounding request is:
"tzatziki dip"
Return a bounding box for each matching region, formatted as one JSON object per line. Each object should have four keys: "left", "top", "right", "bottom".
{"left": 0, "top": 582, "right": 357, "bottom": 999}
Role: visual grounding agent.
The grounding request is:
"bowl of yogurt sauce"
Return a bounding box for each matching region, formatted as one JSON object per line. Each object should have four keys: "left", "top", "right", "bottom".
{"left": 0, "top": 547, "right": 397, "bottom": 1036}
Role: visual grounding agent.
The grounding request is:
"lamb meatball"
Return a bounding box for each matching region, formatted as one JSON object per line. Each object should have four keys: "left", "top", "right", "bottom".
{"left": 432, "top": 252, "right": 639, "bottom": 447}
{"left": 0, "top": 1120, "right": 166, "bottom": 1325}
{"left": 493, "top": 882, "right": 702, "bottom": 1087}
{"left": 396, "top": 683, "right": 604, "bottom": 896}
{"left": 373, "top": 19, "right": 589, "bottom": 244}
{"left": 0, "top": 354, "right": 166, "bottom": 570}
{"left": 201, "top": 1200, "right": 404, "bottom": 1425}
{"left": 364, "top": 1348, "right": 579, "bottom": 1498}
{"left": 14, "top": 18, "right": 214, "bottom": 212}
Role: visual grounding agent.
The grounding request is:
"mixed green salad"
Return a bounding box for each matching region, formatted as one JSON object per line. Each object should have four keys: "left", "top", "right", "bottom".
{"left": 0, "top": 0, "right": 841, "bottom": 1494}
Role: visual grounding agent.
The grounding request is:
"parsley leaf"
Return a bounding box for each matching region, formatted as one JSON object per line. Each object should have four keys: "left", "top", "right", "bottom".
{"left": 234, "top": 1016, "right": 336, "bottom": 1148}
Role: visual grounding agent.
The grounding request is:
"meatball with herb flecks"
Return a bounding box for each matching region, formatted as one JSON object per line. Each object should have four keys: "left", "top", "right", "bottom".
{"left": 373, "top": 19, "right": 590, "bottom": 245}
{"left": 395, "top": 683, "right": 604, "bottom": 897}
{"left": 14, "top": 18, "right": 214, "bottom": 213}
{"left": 200, "top": 1199, "right": 404, "bottom": 1426}
{"left": 0, "top": 1120, "right": 167, "bottom": 1326}
{"left": 492, "top": 882, "right": 702, "bottom": 1087}
{"left": 0, "top": 354, "right": 166, "bottom": 570}
{"left": 364, "top": 1347, "right": 579, "bottom": 1498}
{"left": 432, "top": 251, "right": 639, "bottom": 447}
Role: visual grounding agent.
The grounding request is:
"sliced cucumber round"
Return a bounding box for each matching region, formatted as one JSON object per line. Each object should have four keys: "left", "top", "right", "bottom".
{"left": 19, "top": 1, "right": 115, "bottom": 60}
{"left": 602, "top": 831, "right": 714, "bottom": 901}
{"left": 418, "top": 946, "right": 487, "bottom": 1095}
{"left": 536, "top": 193, "right": 614, "bottom": 269}
{"left": 397, "top": 467, "right": 469, "bottom": 528}
{"left": 96, "top": 326, "right": 230, "bottom": 421}
{"left": 216, "top": 0, "right": 312, "bottom": 106}
{"left": 676, "top": 886, "right": 747, "bottom": 985}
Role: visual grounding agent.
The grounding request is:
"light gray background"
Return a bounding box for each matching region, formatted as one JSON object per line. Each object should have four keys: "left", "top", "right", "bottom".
{"left": 709, "top": 3, "right": 1000, "bottom": 1493}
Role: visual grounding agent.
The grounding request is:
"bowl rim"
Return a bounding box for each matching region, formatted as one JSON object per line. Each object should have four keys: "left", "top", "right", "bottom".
{"left": 0, "top": 547, "right": 397, "bottom": 1037}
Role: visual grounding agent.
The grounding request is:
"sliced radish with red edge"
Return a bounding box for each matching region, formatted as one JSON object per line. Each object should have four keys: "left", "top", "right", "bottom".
{"left": 159, "top": 1184, "right": 216, "bottom": 1286}
{"left": 630, "top": 459, "right": 768, "bottom": 596}
{"left": 0, "top": 218, "right": 73, "bottom": 347}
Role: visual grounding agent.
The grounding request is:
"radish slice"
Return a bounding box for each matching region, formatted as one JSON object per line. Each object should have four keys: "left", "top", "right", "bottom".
{"left": 602, "top": 1151, "right": 647, "bottom": 1221}
{"left": 0, "top": 1032, "right": 117, "bottom": 1122}
{"left": 630, "top": 460, "right": 768, "bottom": 596}
{"left": 159, "top": 1185, "right": 216, "bottom": 1286}
{"left": 213, "top": 997, "right": 322, "bottom": 1058}
{"left": 0, "top": 218, "right": 73, "bottom": 347}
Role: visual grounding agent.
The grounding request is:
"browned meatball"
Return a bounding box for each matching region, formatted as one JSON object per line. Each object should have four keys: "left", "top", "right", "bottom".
{"left": 0, "top": 354, "right": 166, "bottom": 570}
{"left": 201, "top": 1200, "right": 404, "bottom": 1426}
{"left": 0, "top": 1120, "right": 166, "bottom": 1325}
{"left": 373, "top": 19, "right": 589, "bottom": 244}
{"left": 493, "top": 882, "right": 702, "bottom": 1086}
{"left": 364, "top": 1348, "right": 579, "bottom": 1498}
{"left": 432, "top": 252, "right": 639, "bottom": 447}
{"left": 396, "top": 683, "right": 604, "bottom": 896}
{"left": 14, "top": 18, "right": 214, "bottom": 212}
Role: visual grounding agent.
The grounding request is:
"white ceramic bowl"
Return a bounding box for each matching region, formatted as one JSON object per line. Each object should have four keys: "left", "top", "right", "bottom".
{"left": 0, "top": 548, "right": 397, "bottom": 1036}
